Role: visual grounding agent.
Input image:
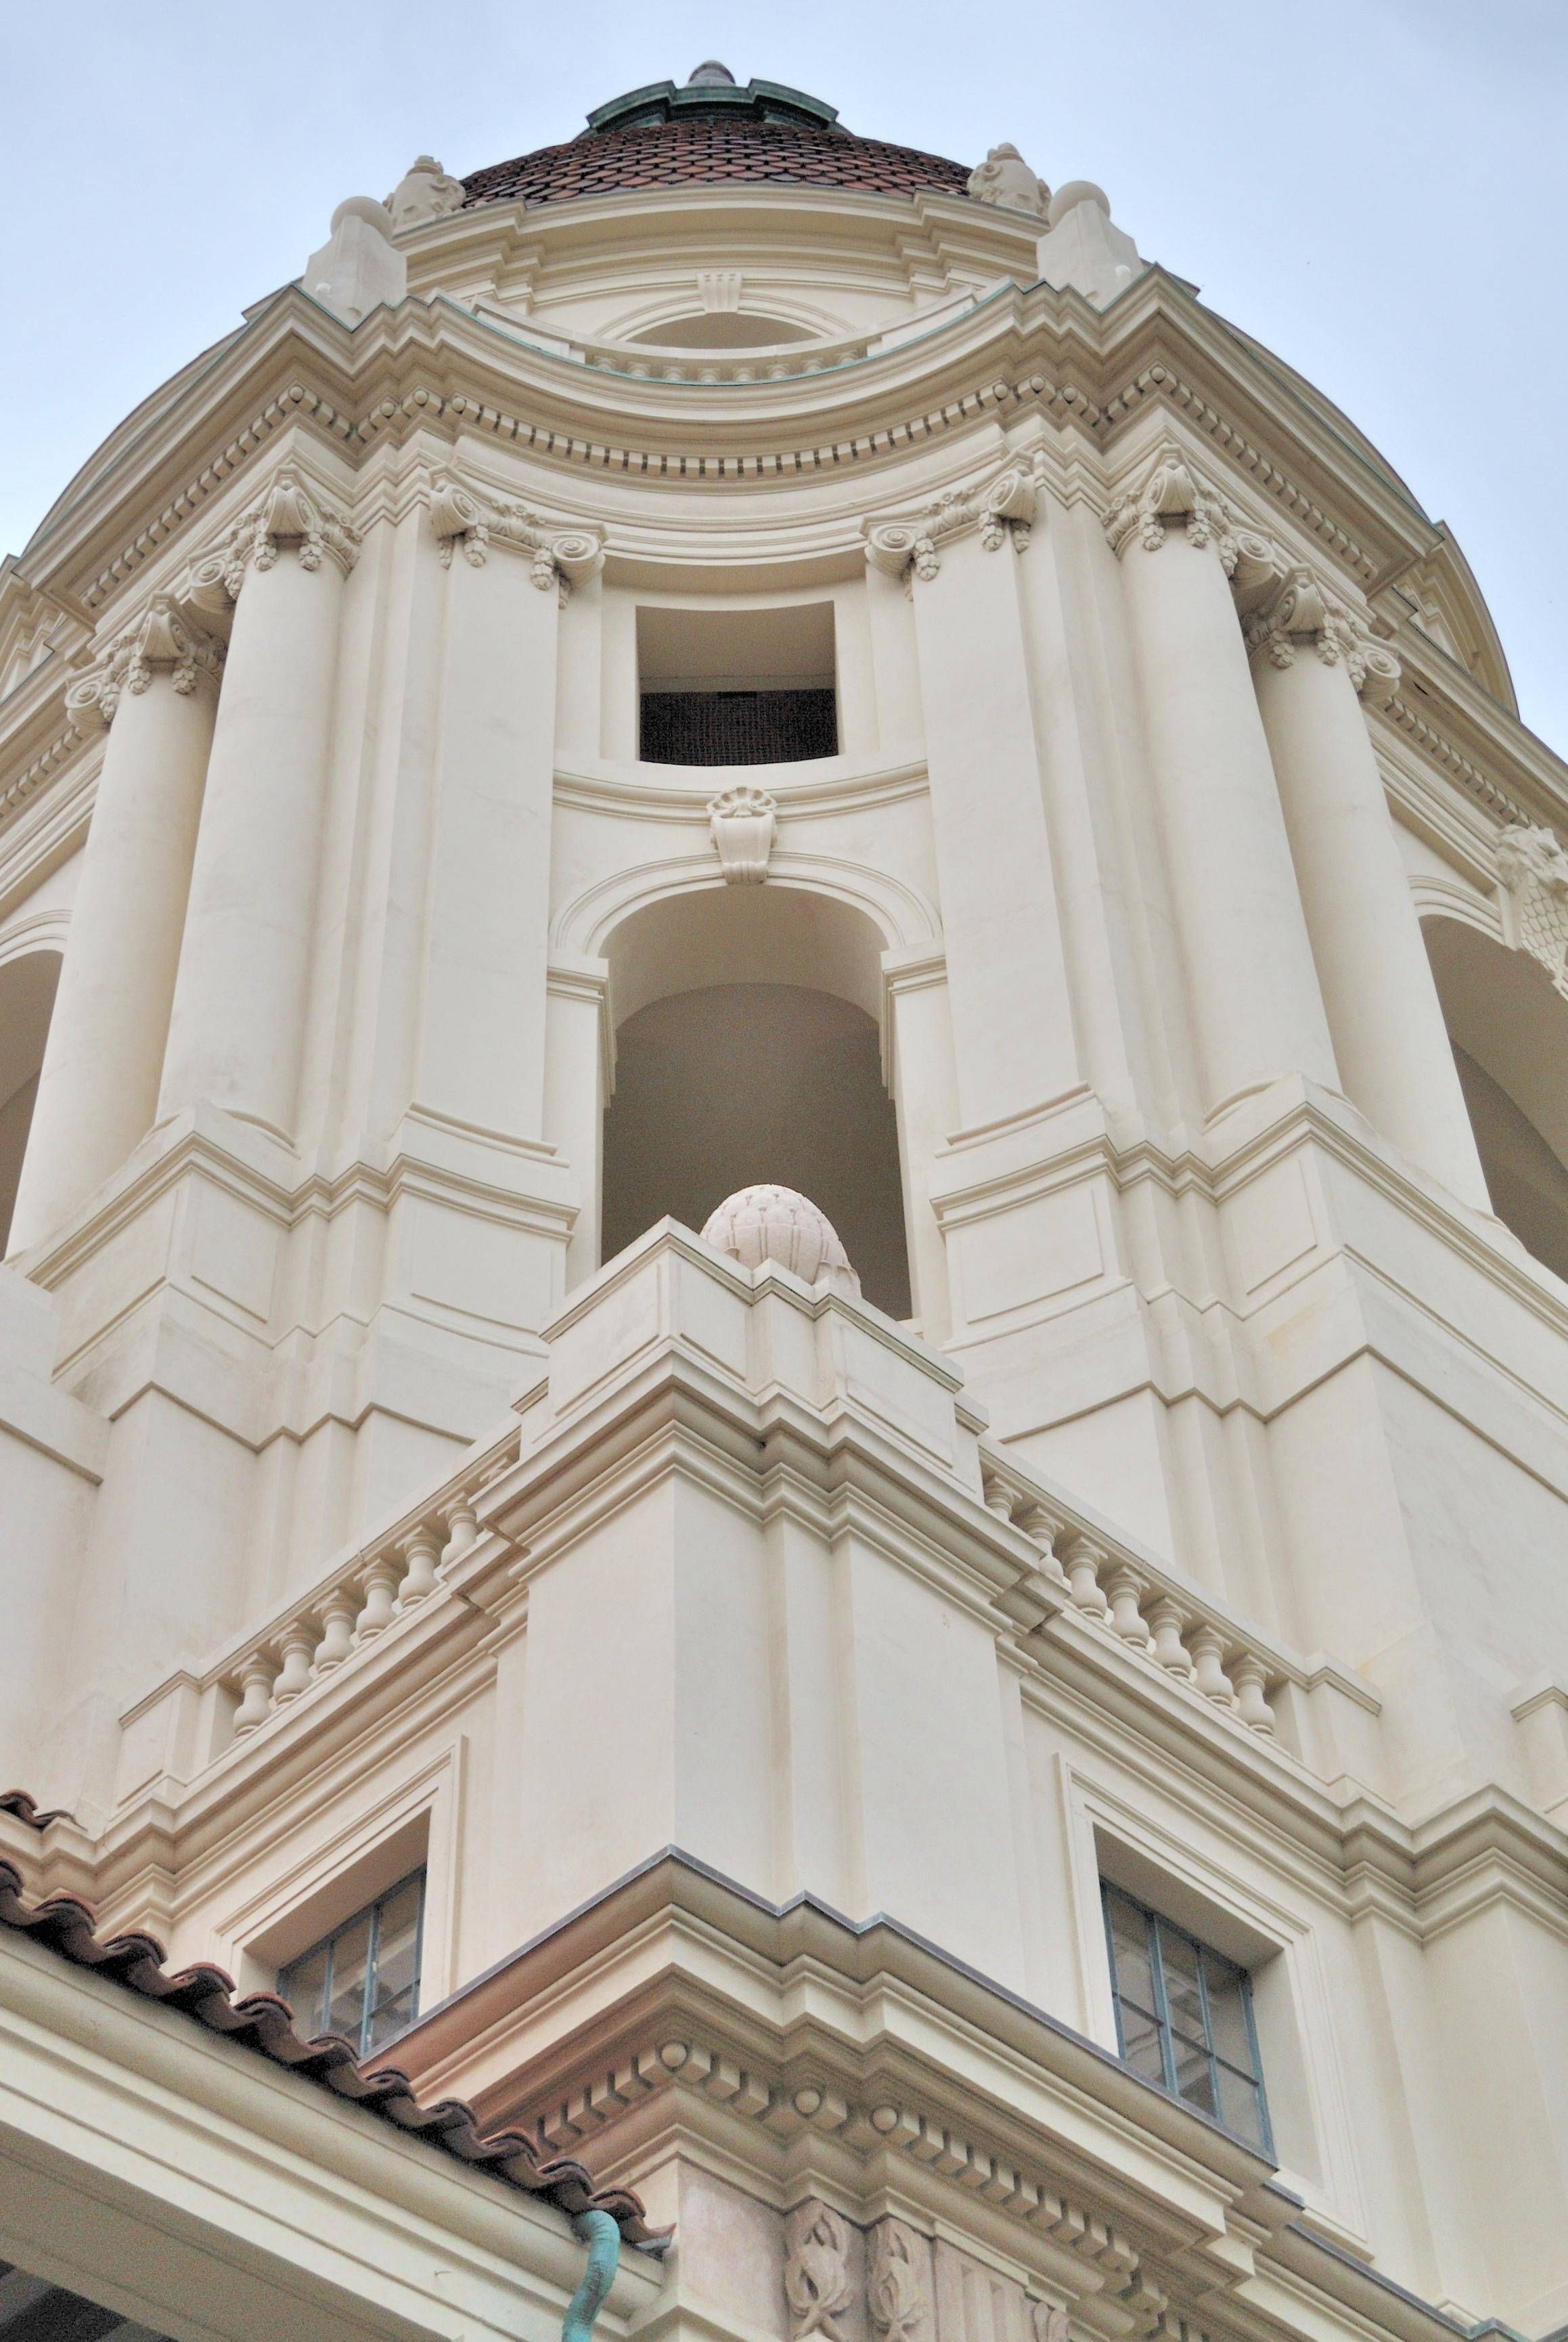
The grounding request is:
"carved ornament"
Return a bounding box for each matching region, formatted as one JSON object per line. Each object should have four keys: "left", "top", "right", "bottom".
{"left": 428, "top": 472, "right": 604, "bottom": 602}
{"left": 1244, "top": 562, "right": 1402, "bottom": 701}
{"left": 783, "top": 2203, "right": 853, "bottom": 2342}
{"left": 65, "top": 594, "right": 225, "bottom": 731}
{"left": 707, "top": 784, "right": 777, "bottom": 882}
{"left": 180, "top": 470, "right": 361, "bottom": 621}
{"left": 386, "top": 155, "right": 464, "bottom": 232}
{"left": 867, "top": 2219, "right": 928, "bottom": 2342}
{"left": 1497, "top": 822, "right": 1568, "bottom": 996}
{"left": 965, "top": 143, "right": 1049, "bottom": 220}
{"left": 1104, "top": 448, "right": 1232, "bottom": 562}
{"left": 864, "top": 455, "right": 1041, "bottom": 588}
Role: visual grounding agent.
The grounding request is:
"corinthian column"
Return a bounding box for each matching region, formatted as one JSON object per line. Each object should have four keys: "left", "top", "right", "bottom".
{"left": 9, "top": 600, "right": 223, "bottom": 1253}
{"left": 1248, "top": 571, "right": 1489, "bottom": 1207}
{"left": 156, "top": 470, "right": 359, "bottom": 1142}
{"left": 1106, "top": 449, "right": 1339, "bottom": 1117}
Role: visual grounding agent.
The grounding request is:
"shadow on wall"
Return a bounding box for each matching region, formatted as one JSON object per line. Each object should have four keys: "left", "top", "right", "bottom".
{"left": 601, "top": 982, "right": 912, "bottom": 1319}
{"left": 0, "top": 951, "right": 60, "bottom": 1254}
{"left": 1425, "top": 916, "right": 1568, "bottom": 1283}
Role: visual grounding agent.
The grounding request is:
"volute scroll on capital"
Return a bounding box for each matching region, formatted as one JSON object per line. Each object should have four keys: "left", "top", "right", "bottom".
{"left": 864, "top": 451, "right": 1043, "bottom": 589}
{"left": 428, "top": 470, "right": 605, "bottom": 601}
{"left": 64, "top": 593, "right": 225, "bottom": 732}
{"left": 178, "top": 468, "right": 362, "bottom": 625}
{"left": 1243, "top": 560, "right": 1402, "bottom": 701}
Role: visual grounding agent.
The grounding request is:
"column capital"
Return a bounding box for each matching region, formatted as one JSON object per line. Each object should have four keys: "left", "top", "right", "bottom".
{"left": 65, "top": 594, "right": 225, "bottom": 732}
{"left": 863, "top": 453, "right": 1041, "bottom": 589}
{"left": 1104, "top": 443, "right": 1233, "bottom": 560}
{"left": 1245, "top": 562, "right": 1401, "bottom": 702}
{"left": 428, "top": 470, "right": 604, "bottom": 602}
{"left": 179, "top": 468, "right": 361, "bottom": 623}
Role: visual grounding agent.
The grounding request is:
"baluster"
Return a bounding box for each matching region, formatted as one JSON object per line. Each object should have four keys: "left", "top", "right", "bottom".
{"left": 313, "top": 1587, "right": 358, "bottom": 1670}
{"left": 399, "top": 1524, "right": 442, "bottom": 1604}
{"left": 1146, "top": 1598, "right": 1194, "bottom": 1680}
{"left": 1061, "top": 1538, "right": 1108, "bottom": 1619}
{"left": 1102, "top": 1567, "right": 1151, "bottom": 1649}
{"left": 355, "top": 1554, "right": 402, "bottom": 1640}
{"left": 271, "top": 1620, "right": 317, "bottom": 1705}
{"left": 232, "top": 1651, "right": 278, "bottom": 1734}
{"left": 1017, "top": 1506, "right": 1071, "bottom": 1589}
{"left": 441, "top": 1495, "right": 480, "bottom": 1566}
{"left": 1186, "top": 1624, "right": 1236, "bottom": 1708}
{"left": 1230, "top": 1652, "right": 1276, "bottom": 1735}
{"left": 983, "top": 1474, "right": 1016, "bottom": 1522}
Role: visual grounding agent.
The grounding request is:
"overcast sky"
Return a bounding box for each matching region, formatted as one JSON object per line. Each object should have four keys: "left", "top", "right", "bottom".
{"left": 4, "top": 0, "right": 1564, "bottom": 750}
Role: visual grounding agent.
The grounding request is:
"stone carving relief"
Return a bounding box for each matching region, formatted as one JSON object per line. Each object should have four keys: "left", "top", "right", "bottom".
{"left": 428, "top": 471, "right": 604, "bottom": 601}
{"left": 965, "top": 143, "right": 1050, "bottom": 220}
{"left": 1497, "top": 823, "right": 1568, "bottom": 995}
{"left": 864, "top": 455, "right": 1041, "bottom": 588}
{"left": 386, "top": 155, "right": 465, "bottom": 232}
{"left": 867, "top": 2219, "right": 929, "bottom": 2342}
{"left": 179, "top": 470, "right": 362, "bottom": 626}
{"left": 708, "top": 784, "right": 777, "bottom": 882}
{"left": 66, "top": 594, "right": 225, "bottom": 731}
{"left": 783, "top": 2202, "right": 855, "bottom": 2342}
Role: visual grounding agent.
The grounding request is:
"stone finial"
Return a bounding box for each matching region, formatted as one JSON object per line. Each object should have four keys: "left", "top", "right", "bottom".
{"left": 304, "top": 196, "right": 407, "bottom": 326}
{"left": 386, "top": 155, "right": 465, "bottom": 232}
{"left": 1037, "top": 180, "right": 1144, "bottom": 309}
{"left": 701, "top": 1186, "right": 861, "bottom": 1297}
{"left": 966, "top": 142, "right": 1049, "bottom": 220}
{"left": 688, "top": 59, "right": 737, "bottom": 86}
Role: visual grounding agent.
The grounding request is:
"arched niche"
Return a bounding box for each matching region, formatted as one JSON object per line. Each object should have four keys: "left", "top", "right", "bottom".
{"left": 600, "top": 886, "right": 913, "bottom": 1318}
{"left": 0, "top": 949, "right": 62, "bottom": 1255}
{"left": 1423, "top": 914, "right": 1568, "bottom": 1282}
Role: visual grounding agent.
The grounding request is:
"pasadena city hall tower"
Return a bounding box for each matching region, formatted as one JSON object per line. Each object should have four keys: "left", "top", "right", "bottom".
{"left": 1, "top": 60, "right": 1567, "bottom": 2342}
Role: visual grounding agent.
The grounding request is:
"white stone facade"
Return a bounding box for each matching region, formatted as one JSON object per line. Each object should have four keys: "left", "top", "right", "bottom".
{"left": 1, "top": 64, "right": 1565, "bottom": 2342}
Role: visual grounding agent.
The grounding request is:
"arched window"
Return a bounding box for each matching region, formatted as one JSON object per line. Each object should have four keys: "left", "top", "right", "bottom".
{"left": 600, "top": 887, "right": 914, "bottom": 1318}
{"left": 1424, "top": 916, "right": 1568, "bottom": 1282}
{"left": 0, "top": 949, "right": 61, "bottom": 1255}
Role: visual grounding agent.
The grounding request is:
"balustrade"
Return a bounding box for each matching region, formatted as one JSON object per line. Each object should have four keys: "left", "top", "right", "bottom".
{"left": 980, "top": 1464, "right": 1280, "bottom": 1738}
{"left": 224, "top": 1434, "right": 519, "bottom": 1737}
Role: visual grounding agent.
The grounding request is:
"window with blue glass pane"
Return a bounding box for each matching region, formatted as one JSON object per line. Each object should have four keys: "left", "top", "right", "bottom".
{"left": 1101, "top": 1883, "right": 1272, "bottom": 2155}
{"left": 277, "top": 1870, "right": 426, "bottom": 2056}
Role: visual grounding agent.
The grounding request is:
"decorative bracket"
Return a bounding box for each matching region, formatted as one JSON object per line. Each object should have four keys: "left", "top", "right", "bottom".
{"left": 708, "top": 784, "right": 777, "bottom": 884}
{"left": 429, "top": 471, "right": 604, "bottom": 602}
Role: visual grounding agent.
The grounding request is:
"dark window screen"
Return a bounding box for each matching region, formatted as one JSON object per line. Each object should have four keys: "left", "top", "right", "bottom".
{"left": 640, "top": 688, "right": 837, "bottom": 766}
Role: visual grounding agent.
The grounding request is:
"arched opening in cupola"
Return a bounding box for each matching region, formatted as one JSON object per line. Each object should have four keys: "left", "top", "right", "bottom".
{"left": 627, "top": 315, "right": 818, "bottom": 350}
{"left": 599, "top": 887, "right": 913, "bottom": 1318}
{"left": 1423, "top": 914, "right": 1568, "bottom": 1282}
{"left": 0, "top": 949, "right": 62, "bottom": 1255}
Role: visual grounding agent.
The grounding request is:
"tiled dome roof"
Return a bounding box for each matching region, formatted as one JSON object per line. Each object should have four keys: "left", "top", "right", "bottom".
{"left": 462, "top": 74, "right": 971, "bottom": 210}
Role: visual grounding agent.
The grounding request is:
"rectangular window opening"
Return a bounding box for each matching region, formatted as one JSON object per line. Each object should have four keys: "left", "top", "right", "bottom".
{"left": 637, "top": 600, "right": 838, "bottom": 767}
{"left": 277, "top": 1868, "right": 426, "bottom": 2058}
{"left": 1101, "top": 1881, "right": 1273, "bottom": 2157}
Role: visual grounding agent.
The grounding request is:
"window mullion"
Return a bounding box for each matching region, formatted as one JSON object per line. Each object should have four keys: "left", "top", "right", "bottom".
{"left": 1194, "top": 1944, "right": 1222, "bottom": 2121}
{"left": 1146, "top": 1913, "right": 1179, "bottom": 2098}
{"left": 363, "top": 1898, "right": 382, "bottom": 2058}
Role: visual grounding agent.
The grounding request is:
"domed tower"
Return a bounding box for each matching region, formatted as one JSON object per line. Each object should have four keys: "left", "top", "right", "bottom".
{"left": 0, "top": 64, "right": 1565, "bottom": 2342}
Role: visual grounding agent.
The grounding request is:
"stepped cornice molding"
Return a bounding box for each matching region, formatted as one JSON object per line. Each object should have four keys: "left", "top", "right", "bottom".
{"left": 12, "top": 274, "right": 1458, "bottom": 623}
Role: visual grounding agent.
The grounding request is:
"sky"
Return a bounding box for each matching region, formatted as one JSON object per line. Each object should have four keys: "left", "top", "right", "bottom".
{"left": 4, "top": 0, "right": 1565, "bottom": 751}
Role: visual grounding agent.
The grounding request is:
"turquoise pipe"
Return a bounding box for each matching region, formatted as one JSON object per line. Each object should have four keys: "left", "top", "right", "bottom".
{"left": 562, "top": 2208, "right": 621, "bottom": 2342}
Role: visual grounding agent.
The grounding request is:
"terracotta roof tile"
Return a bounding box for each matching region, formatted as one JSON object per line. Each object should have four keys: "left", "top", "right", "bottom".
{"left": 0, "top": 1858, "right": 667, "bottom": 2250}
{"left": 0, "top": 1789, "right": 71, "bottom": 1830}
{"left": 463, "top": 119, "right": 970, "bottom": 210}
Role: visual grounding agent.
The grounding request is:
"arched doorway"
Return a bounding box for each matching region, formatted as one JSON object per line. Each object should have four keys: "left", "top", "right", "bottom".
{"left": 0, "top": 949, "right": 62, "bottom": 1255}
{"left": 600, "top": 887, "right": 914, "bottom": 1318}
{"left": 1424, "top": 915, "right": 1568, "bottom": 1281}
